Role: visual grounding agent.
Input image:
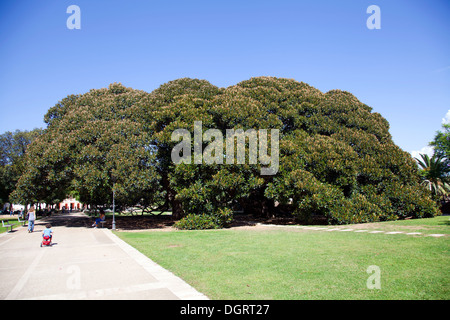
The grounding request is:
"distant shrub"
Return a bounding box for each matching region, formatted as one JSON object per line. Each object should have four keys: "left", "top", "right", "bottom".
{"left": 174, "top": 208, "right": 234, "bottom": 230}
{"left": 174, "top": 214, "right": 218, "bottom": 230}
{"left": 213, "top": 208, "right": 234, "bottom": 227}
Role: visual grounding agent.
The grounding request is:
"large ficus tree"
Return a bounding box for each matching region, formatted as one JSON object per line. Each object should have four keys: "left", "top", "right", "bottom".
{"left": 12, "top": 77, "right": 439, "bottom": 224}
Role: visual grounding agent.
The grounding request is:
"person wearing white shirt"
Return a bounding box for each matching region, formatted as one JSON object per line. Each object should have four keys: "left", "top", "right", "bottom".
{"left": 27, "top": 206, "right": 36, "bottom": 233}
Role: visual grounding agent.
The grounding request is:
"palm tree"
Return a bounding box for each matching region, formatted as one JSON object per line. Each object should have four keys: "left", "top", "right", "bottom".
{"left": 415, "top": 153, "right": 450, "bottom": 200}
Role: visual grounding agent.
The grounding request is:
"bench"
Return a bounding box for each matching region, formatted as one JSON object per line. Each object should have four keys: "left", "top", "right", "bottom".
{"left": 17, "top": 216, "right": 27, "bottom": 227}
{"left": 2, "top": 220, "right": 14, "bottom": 232}
{"left": 99, "top": 220, "right": 107, "bottom": 228}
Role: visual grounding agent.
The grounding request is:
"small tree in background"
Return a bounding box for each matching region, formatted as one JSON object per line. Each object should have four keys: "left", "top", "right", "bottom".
{"left": 0, "top": 129, "right": 43, "bottom": 206}
{"left": 415, "top": 153, "right": 450, "bottom": 201}
{"left": 430, "top": 123, "right": 450, "bottom": 159}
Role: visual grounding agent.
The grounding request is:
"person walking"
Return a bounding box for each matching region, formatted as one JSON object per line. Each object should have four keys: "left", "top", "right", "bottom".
{"left": 27, "top": 206, "right": 36, "bottom": 233}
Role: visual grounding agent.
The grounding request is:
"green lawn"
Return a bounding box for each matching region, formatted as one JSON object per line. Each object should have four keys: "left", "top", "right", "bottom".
{"left": 0, "top": 217, "right": 24, "bottom": 233}
{"left": 116, "top": 216, "right": 449, "bottom": 300}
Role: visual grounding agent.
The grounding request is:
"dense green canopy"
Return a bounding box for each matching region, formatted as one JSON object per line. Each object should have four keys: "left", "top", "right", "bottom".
{"left": 12, "top": 84, "right": 162, "bottom": 210}
{"left": 11, "top": 77, "right": 439, "bottom": 225}
{"left": 0, "top": 129, "right": 43, "bottom": 205}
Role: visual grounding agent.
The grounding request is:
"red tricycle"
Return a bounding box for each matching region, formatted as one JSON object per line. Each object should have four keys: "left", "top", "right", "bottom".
{"left": 40, "top": 235, "right": 52, "bottom": 247}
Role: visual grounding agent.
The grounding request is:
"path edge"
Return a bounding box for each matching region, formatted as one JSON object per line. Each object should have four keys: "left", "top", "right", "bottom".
{"left": 102, "top": 228, "right": 209, "bottom": 300}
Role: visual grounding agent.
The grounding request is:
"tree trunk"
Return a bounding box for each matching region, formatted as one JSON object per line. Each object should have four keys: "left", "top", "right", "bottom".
{"left": 161, "top": 171, "right": 184, "bottom": 219}
{"left": 171, "top": 197, "right": 184, "bottom": 219}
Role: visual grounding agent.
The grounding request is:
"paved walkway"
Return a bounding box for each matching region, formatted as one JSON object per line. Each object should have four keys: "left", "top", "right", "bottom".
{"left": 0, "top": 212, "right": 208, "bottom": 300}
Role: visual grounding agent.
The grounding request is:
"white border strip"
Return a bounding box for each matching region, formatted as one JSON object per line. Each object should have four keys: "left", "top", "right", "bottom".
{"left": 102, "top": 229, "right": 208, "bottom": 300}
{"left": 258, "top": 224, "right": 448, "bottom": 237}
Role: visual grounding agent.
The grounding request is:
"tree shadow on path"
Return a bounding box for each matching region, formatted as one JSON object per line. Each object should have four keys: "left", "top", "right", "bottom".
{"left": 38, "top": 211, "right": 176, "bottom": 230}
{"left": 37, "top": 212, "right": 92, "bottom": 228}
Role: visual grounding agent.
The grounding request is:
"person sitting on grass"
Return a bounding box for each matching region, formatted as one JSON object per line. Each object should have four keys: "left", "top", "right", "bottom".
{"left": 92, "top": 209, "right": 105, "bottom": 228}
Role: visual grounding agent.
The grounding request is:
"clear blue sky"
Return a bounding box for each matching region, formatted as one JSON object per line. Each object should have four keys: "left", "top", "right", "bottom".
{"left": 0, "top": 0, "right": 449, "bottom": 156}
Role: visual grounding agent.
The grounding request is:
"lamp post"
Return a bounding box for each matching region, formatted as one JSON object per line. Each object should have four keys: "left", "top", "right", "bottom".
{"left": 112, "top": 188, "right": 116, "bottom": 230}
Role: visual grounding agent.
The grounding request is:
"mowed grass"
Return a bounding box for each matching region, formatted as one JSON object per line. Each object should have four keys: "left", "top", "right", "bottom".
{"left": 0, "top": 217, "right": 24, "bottom": 233}
{"left": 116, "top": 216, "right": 449, "bottom": 300}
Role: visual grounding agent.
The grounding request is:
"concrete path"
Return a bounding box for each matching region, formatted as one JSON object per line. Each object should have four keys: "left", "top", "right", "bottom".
{"left": 0, "top": 212, "right": 208, "bottom": 300}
